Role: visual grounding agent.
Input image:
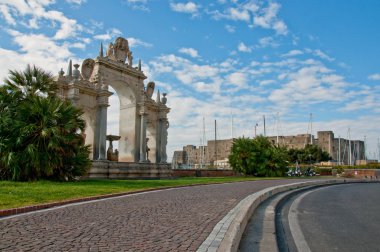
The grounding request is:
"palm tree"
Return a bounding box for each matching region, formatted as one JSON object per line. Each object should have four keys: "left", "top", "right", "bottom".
{"left": 0, "top": 65, "right": 90, "bottom": 181}
{"left": 3, "top": 64, "right": 57, "bottom": 98}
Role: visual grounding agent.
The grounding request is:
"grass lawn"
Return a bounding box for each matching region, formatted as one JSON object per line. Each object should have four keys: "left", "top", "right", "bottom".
{"left": 0, "top": 177, "right": 284, "bottom": 210}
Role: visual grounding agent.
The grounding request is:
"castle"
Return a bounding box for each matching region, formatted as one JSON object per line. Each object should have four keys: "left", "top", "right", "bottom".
{"left": 173, "top": 131, "right": 365, "bottom": 169}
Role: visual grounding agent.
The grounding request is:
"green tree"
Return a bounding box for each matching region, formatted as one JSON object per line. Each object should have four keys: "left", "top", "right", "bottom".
{"left": 228, "top": 137, "right": 256, "bottom": 175}
{"left": 288, "top": 144, "right": 330, "bottom": 164}
{"left": 4, "top": 64, "right": 57, "bottom": 98}
{"left": 0, "top": 65, "right": 90, "bottom": 181}
{"left": 229, "top": 136, "right": 289, "bottom": 177}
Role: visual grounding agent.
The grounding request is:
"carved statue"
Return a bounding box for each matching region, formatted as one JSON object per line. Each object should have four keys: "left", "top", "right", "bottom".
{"left": 106, "top": 42, "right": 114, "bottom": 57}
{"left": 127, "top": 51, "right": 133, "bottom": 66}
{"left": 114, "top": 37, "right": 129, "bottom": 63}
{"left": 146, "top": 81, "right": 155, "bottom": 98}
{"left": 146, "top": 137, "right": 150, "bottom": 162}
{"left": 106, "top": 135, "right": 121, "bottom": 161}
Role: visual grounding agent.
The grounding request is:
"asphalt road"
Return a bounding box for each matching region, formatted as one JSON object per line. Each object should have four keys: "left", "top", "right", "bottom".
{"left": 282, "top": 183, "right": 380, "bottom": 252}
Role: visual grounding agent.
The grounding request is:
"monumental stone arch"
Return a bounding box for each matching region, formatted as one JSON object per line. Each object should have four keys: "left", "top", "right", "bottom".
{"left": 55, "top": 37, "right": 170, "bottom": 172}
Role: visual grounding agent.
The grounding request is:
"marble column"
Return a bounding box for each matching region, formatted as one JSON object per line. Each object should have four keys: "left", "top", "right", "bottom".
{"left": 97, "top": 105, "right": 108, "bottom": 160}
{"left": 160, "top": 119, "right": 169, "bottom": 163}
{"left": 156, "top": 119, "right": 162, "bottom": 163}
{"left": 139, "top": 113, "right": 147, "bottom": 162}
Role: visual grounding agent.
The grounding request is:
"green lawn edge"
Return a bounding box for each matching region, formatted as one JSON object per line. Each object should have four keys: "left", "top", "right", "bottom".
{"left": 0, "top": 176, "right": 327, "bottom": 210}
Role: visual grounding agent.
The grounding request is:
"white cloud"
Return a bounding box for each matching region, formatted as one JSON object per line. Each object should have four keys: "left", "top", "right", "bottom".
{"left": 127, "top": 37, "right": 153, "bottom": 48}
{"left": 314, "top": 49, "right": 334, "bottom": 61}
{"left": 179, "top": 47, "right": 199, "bottom": 58}
{"left": 0, "top": 1, "right": 83, "bottom": 39}
{"left": 127, "top": 0, "right": 147, "bottom": 3}
{"left": 94, "top": 28, "right": 122, "bottom": 41}
{"left": 65, "top": 0, "right": 87, "bottom": 4}
{"left": 210, "top": 7, "right": 250, "bottom": 22}
{"left": 253, "top": 2, "right": 288, "bottom": 35}
{"left": 225, "top": 24, "right": 235, "bottom": 33}
{"left": 226, "top": 72, "right": 247, "bottom": 89}
{"left": 257, "top": 36, "right": 278, "bottom": 48}
{"left": 170, "top": 2, "right": 199, "bottom": 14}
{"left": 282, "top": 50, "right": 303, "bottom": 57}
{"left": 227, "top": 7, "right": 250, "bottom": 22}
{"left": 237, "top": 42, "right": 252, "bottom": 53}
{"left": 125, "top": 0, "right": 150, "bottom": 11}
{"left": 0, "top": 5, "right": 16, "bottom": 25}
{"left": 269, "top": 65, "right": 349, "bottom": 107}
{"left": 259, "top": 79, "right": 275, "bottom": 86}
{"left": 368, "top": 73, "right": 380, "bottom": 81}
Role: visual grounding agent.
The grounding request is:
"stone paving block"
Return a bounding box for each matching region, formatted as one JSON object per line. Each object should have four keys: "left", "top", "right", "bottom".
{"left": 1, "top": 179, "right": 307, "bottom": 251}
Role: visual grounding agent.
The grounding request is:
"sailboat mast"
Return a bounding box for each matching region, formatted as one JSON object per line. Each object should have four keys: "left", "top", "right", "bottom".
{"left": 310, "top": 113, "right": 313, "bottom": 144}
{"left": 338, "top": 136, "right": 341, "bottom": 164}
{"left": 214, "top": 119, "right": 217, "bottom": 165}
{"left": 276, "top": 112, "right": 279, "bottom": 146}
{"left": 202, "top": 117, "right": 205, "bottom": 167}
{"left": 263, "top": 115, "right": 266, "bottom": 137}
{"left": 230, "top": 113, "right": 233, "bottom": 139}
{"left": 348, "top": 128, "right": 352, "bottom": 166}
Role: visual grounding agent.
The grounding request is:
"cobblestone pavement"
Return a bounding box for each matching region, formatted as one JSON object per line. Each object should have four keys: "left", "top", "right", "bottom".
{"left": 0, "top": 179, "right": 307, "bottom": 251}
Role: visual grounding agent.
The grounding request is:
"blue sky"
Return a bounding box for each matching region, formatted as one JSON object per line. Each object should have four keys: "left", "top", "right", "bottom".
{"left": 0, "top": 0, "right": 379, "bottom": 160}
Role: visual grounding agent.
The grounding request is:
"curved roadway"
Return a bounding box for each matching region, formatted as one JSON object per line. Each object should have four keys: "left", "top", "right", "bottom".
{"left": 283, "top": 183, "right": 380, "bottom": 252}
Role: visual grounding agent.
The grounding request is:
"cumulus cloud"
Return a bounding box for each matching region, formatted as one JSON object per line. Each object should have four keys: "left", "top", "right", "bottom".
{"left": 252, "top": 2, "right": 288, "bottom": 35}
{"left": 125, "top": 0, "right": 150, "bottom": 11}
{"left": 257, "top": 36, "right": 279, "bottom": 48}
{"left": 0, "top": 1, "right": 83, "bottom": 40}
{"left": 269, "top": 65, "right": 349, "bottom": 107}
{"left": 170, "top": 2, "right": 199, "bottom": 15}
{"left": 127, "top": 37, "right": 153, "bottom": 48}
{"left": 314, "top": 49, "right": 334, "bottom": 61}
{"left": 282, "top": 50, "right": 303, "bottom": 57}
{"left": 93, "top": 28, "right": 122, "bottom": 41}
{"left": 226, "top": 72, "right": 247, "bottom": 89}
{"left": 65, "top": 0, "right": 87, "bottom": 4}
{"left": 225, "top": 24, "right": 235, "bottom": 33}
{"left": 238, "top": 42, "right": 252, "bottom": 53}
{"left": 368, "top": 73, "right": 380, "bottom": 81}
{"left": 178, "top": 47, "right": 199, "bottom": 58}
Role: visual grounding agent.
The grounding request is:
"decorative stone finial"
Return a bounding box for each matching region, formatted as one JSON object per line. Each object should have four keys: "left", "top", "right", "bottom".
{"left": 156, "top": 89, "right": 161, "bottom": 103}
{"left": 99, "top": 42, "right": 104, "bottom": 58}
{"left": 73, "top": 64, "right": 80, "bottom": 80}
{"left": 66, "top": 59, "right": 72, "bottom": 77}
{"left": 138, "top": 59, "right": 142, "bottom": 71}
{"left": 59, "top": 68, "right": 65, "bottom": 76}
{"left": 161, "top": 93, "right": 167, "bottom": 105}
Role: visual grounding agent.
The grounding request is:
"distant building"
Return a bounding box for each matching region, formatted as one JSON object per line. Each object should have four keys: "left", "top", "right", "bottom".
{"left": 173, "top": 130, "right": 365, "bottom": 169}
{"left": 172, "top": 139, "right": 234, "bottom": 169}
{"left": 268, "top": 131, "right": 365, "bottom": 165}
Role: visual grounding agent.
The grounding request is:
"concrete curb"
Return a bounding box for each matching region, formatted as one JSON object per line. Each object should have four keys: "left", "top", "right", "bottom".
{"left": 197, "top": 179, "right": 379, "bottom": 252}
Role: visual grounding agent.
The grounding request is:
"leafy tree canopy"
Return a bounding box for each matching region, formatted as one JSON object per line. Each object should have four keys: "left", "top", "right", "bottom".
{"left": 288, "top": 144, "right": 330, "bottom": 164}
{"left": 229, "top": 136, "right": 289, "bottom": 177}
